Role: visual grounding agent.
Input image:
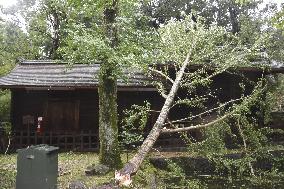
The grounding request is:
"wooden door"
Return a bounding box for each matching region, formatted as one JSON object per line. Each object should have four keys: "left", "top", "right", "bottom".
{"left": 46, "top": 100, "right": 79, "bottom": 132}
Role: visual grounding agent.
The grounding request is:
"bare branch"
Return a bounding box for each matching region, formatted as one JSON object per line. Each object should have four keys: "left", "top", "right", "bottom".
{"left": 184, "top": 68, "right": 226, "bottom": 87}
{"left": 165, "top": 97, "right": 243, "bottom": 125}
{"left": 149, "top": 67, "right": 174, "bottom": 84}
{"left": 236, "top": 116, "right": 255, "bottom": 176}
{"left": 160, "top": 91, "right": 168, "bottom": 99}
{"left": 170, "top": 93, "right": 211, "bottom": 110}
{"left": 166, "top": 118, "right": 176, "bottom": 129}
{"left": 161, "top": 89, "right": 263, "bottom": 133}
{"left": 149, "top": 110, "right": 161, "bottom": 113}
{"left": 152, "top": 81, "right": 168, "bottom": 99}
{"left": 161, "top": 112, "right": 232, "bottom": 133}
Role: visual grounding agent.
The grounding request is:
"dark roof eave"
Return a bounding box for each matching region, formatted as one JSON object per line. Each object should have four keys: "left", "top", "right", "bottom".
{"left": 0, "top": 85, "right": 157, "bottom": 91}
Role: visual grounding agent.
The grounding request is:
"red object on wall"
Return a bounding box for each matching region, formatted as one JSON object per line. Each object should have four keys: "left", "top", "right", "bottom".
{"left": 37, "top": 117, "right": 43, "bottom": 133}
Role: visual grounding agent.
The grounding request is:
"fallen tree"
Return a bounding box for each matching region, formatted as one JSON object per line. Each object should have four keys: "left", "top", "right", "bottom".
{"left": 115, "top": 16, "right": 268, "bottom": 186}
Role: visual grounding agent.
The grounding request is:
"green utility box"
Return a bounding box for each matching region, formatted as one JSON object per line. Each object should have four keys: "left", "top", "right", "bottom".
{"left": 16, "top": 144, "right": 59, "bottom": 189}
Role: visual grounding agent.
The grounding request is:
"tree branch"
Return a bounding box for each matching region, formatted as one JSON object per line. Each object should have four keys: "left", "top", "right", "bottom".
{"left": 165, "top": 97, "right": 243, "bottom": 125}
{"left": 117, "top": 42, "right": 196, "bottom": 185}
{"left": 161, "top": 111, "right": 232, "bottom": 133}
{"left": 161, "top": 90, "right": 260, "bottom": 134}
{"left": 160, "top": 91, "right": 168, "bottom": 99}
{"left": 149, "top": 67, "right": 174, "bottom": 84}
{"left": 236, "top": 116, "right": 255, "bottom": 176}
{"left": 182, "top": 68, "right": 226, "bottom": 90}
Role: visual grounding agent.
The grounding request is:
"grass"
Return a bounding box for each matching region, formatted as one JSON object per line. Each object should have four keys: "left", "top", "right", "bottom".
{"left": 0, "top": 150, "right": 180, "bottom": 189}
{"left": 1, "top": 145, "right": 284, "bottom": 189}
{"left": 0, "top": 152, "right": 129, "bottom": 189}
{"left": 57, "top": 152, "right": 112, "bottom": 188}
{"left": 0, "top": 149, "right": 198, "bottom": 189}
{"left": 0, "top": 153, "right": 16, "bottom": 189}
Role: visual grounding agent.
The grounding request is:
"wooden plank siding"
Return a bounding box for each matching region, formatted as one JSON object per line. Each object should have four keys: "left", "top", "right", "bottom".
{"left": 11, "top": 89, "right": 99, "bottom": 132}
{"left": 10, "top": 89, "right": 166, "bottom": 151}
{"left": 9, "top": 71, "right": 263, "bottom": 151}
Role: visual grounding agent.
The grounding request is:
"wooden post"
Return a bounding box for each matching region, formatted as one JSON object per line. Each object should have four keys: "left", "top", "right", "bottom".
{"left": 50, "top": 131, "right": 53, "bottom": 145}
{"left": 20, "top": 131, "right": 23, "bottom": 148}
{"left": 27, "top": 127, "right": 30, "bottom": 146}
{"left": 80, "top": 131, "right": 83, "bottom": 151}
{"left": 72, "top": 132, "right": 75, "bottom": 150}
{"left": 57, "top": 133, "right": 60, "bottom": 147}
{"left": 42, "top": 132, "right": 45, "bottom": 144}
{"left": 64, "top": 132, "right": 68, "bottom": 150}
{"left": 89, "top": 130, "right": 91, "bottom": 150}
{"left": 35, "top": 132, "right": 38, "bottom": 144}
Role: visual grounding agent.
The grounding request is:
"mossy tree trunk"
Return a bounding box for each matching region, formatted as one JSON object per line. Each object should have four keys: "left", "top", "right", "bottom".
{"left": 99, "top": 64, "right": 121, "bottom": 168}
{"left": 99, "top": 0, "right": 122, "bottom": 169}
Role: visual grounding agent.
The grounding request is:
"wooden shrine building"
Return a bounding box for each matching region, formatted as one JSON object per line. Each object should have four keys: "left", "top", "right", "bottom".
{"left": 0, "top": 60, "right": 283, "bottom": 151}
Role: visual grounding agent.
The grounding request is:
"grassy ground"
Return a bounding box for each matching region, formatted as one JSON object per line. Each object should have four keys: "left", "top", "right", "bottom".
{"left": 0, "top": 150, "right": 189, "bottom": 189}
{"left": 0, "top": 152, "right": 126, "bottom": 189}
{"left": 1, "top": 147, "right": 284, "bottom": 189}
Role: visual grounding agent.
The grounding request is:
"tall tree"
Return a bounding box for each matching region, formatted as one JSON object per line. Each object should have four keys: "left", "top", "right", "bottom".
{"left": 2, "top": 0, "right": 68, "bottom": 59}
{"left": 2, "top": 0, "right": 158, "bottom": 168}
{"left": 0, "top": 20, "right": 34, "bottom": 72}
{"left": 142, "top": 0, "right": 261, "bottom": 33}
{"left": 61, "top": 0, "right": 158, "bottom": 168}
{"left": 98, "top": 0, "right": 121, "bottom": 168}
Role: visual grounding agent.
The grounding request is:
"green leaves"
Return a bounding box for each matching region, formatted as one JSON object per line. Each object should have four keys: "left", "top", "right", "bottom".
{"left": 154, "top": 14, "right": 256, "bottom": 69}
{"left": 235, "top": 0, "right": 252, "bottom": 5}
{"left": 272, "top": 8, "right": 284, "bottom": 32}
{"left": 0, "top": 90, "right": 11, "bottom": 122}
{"left": 0, "top": 21, "right": 35, "bottom": 66}
{"left": 60, "top": 0, "right": 159, "bottom": 79}
{"left": 120, "top": 101, "right": 151, "bottom": 148}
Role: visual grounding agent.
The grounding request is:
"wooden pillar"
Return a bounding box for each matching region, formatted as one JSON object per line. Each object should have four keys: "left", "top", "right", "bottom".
{"left": 50, "top": 131, "right": 53, "bottom": 145}
{"left": 64, "top": 132, "right": 67, "bottom": 150}
{"left": 88, "top": 130, "right": 91, "bottom": 150}
{"left": 80, "top": 131, "right": 83, "bottom": 150}
{"left": 20, "top": 131, "right": 23, "bottom": 148}
{"left": 72, "top": 132, "right": 75, "bottom": 149}
{"left": 35, "top": 132, "right": 38, "bottom": 144}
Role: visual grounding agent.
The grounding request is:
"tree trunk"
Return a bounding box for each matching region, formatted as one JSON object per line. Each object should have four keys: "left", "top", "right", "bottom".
{"left": 48, "top": 4, "right": 61, "bottom": 59}
{"left": 117, "top": 52, "right": 191, "bottom": 178}
{"left": 50, "top": 10, "right": 60, "bottom": 59}
{"left": 99, "top": 64, "right": 121, "bottom": 168}
{"left": 228, "top": 3, "right": 240, "bottom": 34}
{"left": 99, "top": 1, "right": 122, "bottom": 169}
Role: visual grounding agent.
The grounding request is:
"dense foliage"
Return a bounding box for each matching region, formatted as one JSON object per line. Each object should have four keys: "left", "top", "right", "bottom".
{"left": 0, "top": 0, "right": 283, "bottom": 187}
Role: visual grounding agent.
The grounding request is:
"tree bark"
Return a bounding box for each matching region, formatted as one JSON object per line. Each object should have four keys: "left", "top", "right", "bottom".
{"left": 47, "top": 3, "right": 61, "bottom": 59}
{"left": 117, "top": 52, "right": 191, "bottom": 178}
{"left": 228, "top": 2, "right": 240, "bottom": 34}
{"left": 50, "top": 10, "right": 60, "bottom": 59}
{"left": 99, "top": 0, "right": 122, "bottom": 169}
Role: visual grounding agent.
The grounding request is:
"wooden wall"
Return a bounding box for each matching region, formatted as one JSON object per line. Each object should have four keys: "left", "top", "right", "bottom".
{"left": 9, "top": 71, "right": 262, "bottom": 150}
{"left": 11, "top": 89, "right": 163, "bottom": 134}
{"left": 10, "top": 71, "right": 261, "bottom": 134}
{"left": 11, "top": 89, "right": 99, "bottom": 133}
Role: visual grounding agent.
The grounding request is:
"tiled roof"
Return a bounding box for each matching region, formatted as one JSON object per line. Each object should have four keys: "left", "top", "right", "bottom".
{"left": 0, "top": 59, "right": 283, "bottom": 90}
{"left": 0, "top": 60, "right": 153, "bottom": 89}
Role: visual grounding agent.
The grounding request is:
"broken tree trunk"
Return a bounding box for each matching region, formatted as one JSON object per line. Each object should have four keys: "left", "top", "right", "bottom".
{"left": 117, "top": 52, "right": 192, "bottom": 182}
